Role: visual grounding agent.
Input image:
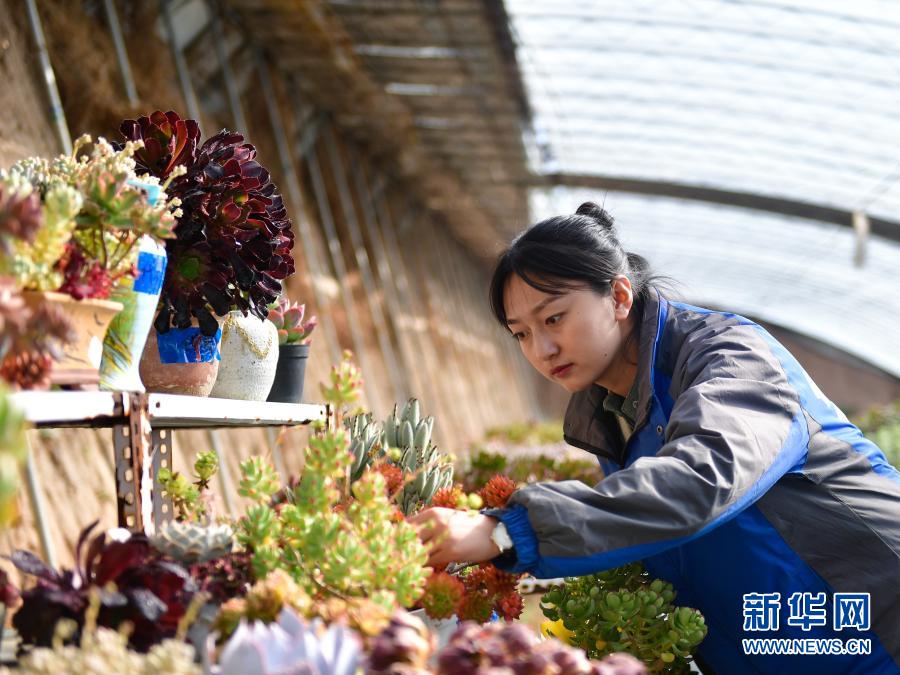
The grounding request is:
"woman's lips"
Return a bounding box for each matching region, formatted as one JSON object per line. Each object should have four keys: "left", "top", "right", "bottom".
{"left": 551, "top": 363, "right": 573, "bottom": 377}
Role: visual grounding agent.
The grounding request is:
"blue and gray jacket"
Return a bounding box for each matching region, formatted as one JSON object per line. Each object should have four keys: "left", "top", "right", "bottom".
{"left": 489, "top": 292, "right": 900, "bottom": 674}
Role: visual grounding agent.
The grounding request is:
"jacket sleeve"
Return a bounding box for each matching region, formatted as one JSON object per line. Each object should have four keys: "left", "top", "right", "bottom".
{"left": 489, "top": 323, "right": 806, "bottom": 579}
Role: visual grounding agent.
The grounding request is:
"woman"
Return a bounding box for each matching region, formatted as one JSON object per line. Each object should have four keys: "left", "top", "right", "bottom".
{"left": 409, "top": 203, "right": 900, "bottom": 674}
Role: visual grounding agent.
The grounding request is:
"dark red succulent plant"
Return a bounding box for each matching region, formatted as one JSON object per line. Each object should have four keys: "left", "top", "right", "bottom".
{"left": 189, "top": 549, "right": 254, "bottom": 605}
{"left": 121, "top": 110, "right": 200, "bottom": 180}
{"left": 55, "top": 242, "right": 120, "bottom": 300}
{"left": 0, "top": 185, "right": 42, "bottom": 253}
{"left": 121, "top": 110, "right": 295, "bottom": 336}
{"left": 7, "top": 520, "right": 197, "bottom": 652}
{"left": 0, "top": 569, "right": 20, "bottom": 608}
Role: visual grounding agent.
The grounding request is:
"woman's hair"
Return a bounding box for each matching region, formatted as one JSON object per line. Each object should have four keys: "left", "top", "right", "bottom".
{"left": 489, "top": 202, "right": 671, "bottom": 352}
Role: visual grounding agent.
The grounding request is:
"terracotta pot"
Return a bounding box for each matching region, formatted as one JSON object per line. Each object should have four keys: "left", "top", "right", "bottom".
{"left": 139, "top": 324, "right": 222, "bottom": 397}
{"left": 22, "top": 291, "right": 123, "bottom": 387}
{"left": 210, "top": 311, "right": 279, "bottom": 401}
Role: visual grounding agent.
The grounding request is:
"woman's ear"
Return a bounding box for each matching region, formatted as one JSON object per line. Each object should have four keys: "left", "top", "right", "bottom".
{"left": 610, "top": 275, "right": 634, "bottom": 320}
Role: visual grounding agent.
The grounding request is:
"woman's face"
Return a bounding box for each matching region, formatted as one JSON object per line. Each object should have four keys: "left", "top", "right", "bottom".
{"left": 503, "top": 274, "right": 636, "bottom": 394}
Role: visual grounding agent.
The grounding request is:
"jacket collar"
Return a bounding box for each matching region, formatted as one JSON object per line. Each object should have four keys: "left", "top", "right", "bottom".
{"left": 562, "top": 290, "right": 666, "bottom": 463}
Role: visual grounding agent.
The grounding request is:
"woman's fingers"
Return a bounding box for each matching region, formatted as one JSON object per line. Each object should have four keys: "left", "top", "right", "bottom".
{"left": 408, "top": 508, "right": 501, "bottom": 566}
{"left": 408, "top": 507, "right": 445, "bottom": 543}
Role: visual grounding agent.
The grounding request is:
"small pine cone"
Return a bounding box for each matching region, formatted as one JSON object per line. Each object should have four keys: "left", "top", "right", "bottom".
{"left": 479, "top": 474, "right": 517, "bottom": 508}
{"left": 496, "top": 591, "right": 524, "bottom": 622}
{"left": 0, "top": 350, "right": 51, "bottom": 390}
{"left": 481, "top": 564, "right": 519, "bottom": 596}
{"left": 431, "top": 484, "right": 465, "bottom": 509}
{"left": 421, "top": 572, "right": 465, "bottom": 620}
{"left": 456, "top": 589, "right": 494, "bottom": 624}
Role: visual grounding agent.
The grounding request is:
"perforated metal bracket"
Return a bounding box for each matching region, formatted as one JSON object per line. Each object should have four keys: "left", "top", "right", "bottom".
{"left": 112, "top": 393, "right": 153, "bottom": 533}
{"left": 151, "top": 428, "right": 174, "bottom": 528}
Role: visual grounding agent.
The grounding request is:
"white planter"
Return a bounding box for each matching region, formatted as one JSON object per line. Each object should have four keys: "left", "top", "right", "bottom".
{"left": 210, "top": 311, "right": 279, "bottom": 401}
{"left": 409, "top": 609, "right": 459, "bottom": 650}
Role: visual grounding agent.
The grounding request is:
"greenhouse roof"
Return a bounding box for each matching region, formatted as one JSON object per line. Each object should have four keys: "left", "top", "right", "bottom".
{"left": 506, "top": 0, "right": 900, "bottom": 377}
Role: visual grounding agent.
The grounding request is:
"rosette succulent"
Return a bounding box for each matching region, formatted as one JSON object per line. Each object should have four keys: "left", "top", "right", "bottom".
{"left": 268, "top": 295, "right": 317, "bottom": 345}
{"left": 479, "top": 473, "right": 517, "bottom": 508}
{"left": 121, "top": 110, "right": 295, "bottom": 336}
{"left": 435, "top": 621, "right": 648, "bottom": 675}
{"left": 366, "top": 610, "right": 435, "bottom": 673}
{"left": 218, "top": 608, "right": 360, "bottom": 675}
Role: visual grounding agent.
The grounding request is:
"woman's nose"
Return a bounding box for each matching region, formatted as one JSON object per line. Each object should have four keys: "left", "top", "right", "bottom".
{"left": 534, "top": 332, "right": 559, "bottom": 361}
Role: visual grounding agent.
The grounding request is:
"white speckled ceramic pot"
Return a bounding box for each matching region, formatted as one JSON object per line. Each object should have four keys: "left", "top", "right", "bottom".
{"left": 209, "top": 311, "right": 279, "bottom": 401}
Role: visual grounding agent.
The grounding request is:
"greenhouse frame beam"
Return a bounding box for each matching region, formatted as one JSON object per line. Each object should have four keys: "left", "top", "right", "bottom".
{"left": 535, "top": 173, "right": 900, "bottom": 243}
{"left": 254, "top": 56, "right": 343, "bottom": 367}
{"left": 321, "top": 122, "right": 406, "bottom": 403}
{"left": 305, "top": 133, "right": 385, "bottom": 415}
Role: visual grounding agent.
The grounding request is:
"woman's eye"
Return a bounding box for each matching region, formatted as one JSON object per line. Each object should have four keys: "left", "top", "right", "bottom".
{"left": 512, "top": 331, "right": 526, "bottom": 341}
{"left": 546, "top": 313, "right": 563, "bottom": 326}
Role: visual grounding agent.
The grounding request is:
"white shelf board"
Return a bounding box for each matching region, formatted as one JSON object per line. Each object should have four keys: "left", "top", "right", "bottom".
{"left": 147, "top": 394, "right": 326, "bottom": 428}
{"left": 10, "top": 391, "right": 327, "bottom": 429}
{"left": 10, "top": 391, "right": 122, "bottom": 426}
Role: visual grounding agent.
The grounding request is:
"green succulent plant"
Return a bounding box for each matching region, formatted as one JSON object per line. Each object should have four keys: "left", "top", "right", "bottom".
{"left": 235, "top": 427, "right": 429, "bottom": 612}
{"left": 150, "top": 520, "right": 234, "bottom": 564}
{"left": 238, "top": 456, "right": 280, "bottom": 504}
{"left": 852, "top": 400, "right": 900, "bottom": 469}
{"left": 157, "top": 450, "right": 220, "bottom": 521}
{"left": 320, "top": 350, "right": 364, "bottom": 424}
{"left": 541, "top": 562, "right": 706, "bottom": 674}
{"left": 345, "top": 398, "right": 453, "bottom": 515}
{"left": 0, "top": 135, "right": 178, "bottom": 298}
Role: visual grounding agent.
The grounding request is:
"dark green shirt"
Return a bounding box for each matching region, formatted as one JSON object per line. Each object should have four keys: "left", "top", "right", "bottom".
{"left": 602, "top": 377, "right": 641, "bottom": 438}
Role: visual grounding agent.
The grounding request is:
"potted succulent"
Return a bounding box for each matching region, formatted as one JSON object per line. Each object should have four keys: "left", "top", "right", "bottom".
{"left": 0, "top": 135, "right": 177, "bottom": 386}
{"left": 123, "top": 111, "right": 295, "bottom": 397}
{"left": 265, "top": 296, "right": 317, "bottom": 403}
{"left": 540, "top": 563, "right": 707, "bottom": 674}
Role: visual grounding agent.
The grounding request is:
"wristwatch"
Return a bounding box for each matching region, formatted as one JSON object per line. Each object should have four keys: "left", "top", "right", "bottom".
{"left": 490, "top": 520, "right": 514, "bottom": 553}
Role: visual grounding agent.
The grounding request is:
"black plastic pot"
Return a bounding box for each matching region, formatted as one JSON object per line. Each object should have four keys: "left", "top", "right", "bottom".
{"left": 267, "top": 343, "right": 310, "bottom": 403}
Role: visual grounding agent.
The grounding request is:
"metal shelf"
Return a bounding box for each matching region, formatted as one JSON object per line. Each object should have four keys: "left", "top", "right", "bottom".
{"left": 13, "top": 390, "right": 332, "bottom": 560}
{"left": 12, "top": 391, "right": 327, "bottom": 429}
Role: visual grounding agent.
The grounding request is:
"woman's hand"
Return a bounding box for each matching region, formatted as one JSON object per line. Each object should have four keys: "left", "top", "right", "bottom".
{"left": 408, "top": 507, "right": 501, "bottom": 567}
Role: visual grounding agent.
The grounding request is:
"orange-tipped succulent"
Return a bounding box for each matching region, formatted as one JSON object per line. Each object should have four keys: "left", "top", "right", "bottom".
{"left": 456, "top": 589, "right": 495, "bottom": 623}
{"left": 374, "top": 462, "right": 404, "bottom": 497}
{"left": 430, "top": 484, "right": 466, "bottom": 509}
{"left": 421, "top": 571, "right": 465, "bottom": 620}
{"left": 480, "top": 474, "right": 517, "bottom": 508}
{"left": 482, "top": 564, "right": 519, "bottom": 596}
{"left": 496, "top": 591, "right": 524, "bottom": 622}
